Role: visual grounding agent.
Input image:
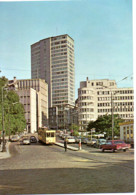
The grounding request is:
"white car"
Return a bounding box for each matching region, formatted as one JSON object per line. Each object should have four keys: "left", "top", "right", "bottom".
{"left": 67, "top": 136, "right": 76, "bottom": 143}
{"left": 87, "top": 139, "right": 97, "bottom": 146}
{"left": 22, "top": 137, "right": 31, "bottom": 145}
{"left": 10, "top": 135, "right": 20, "bottom": 142}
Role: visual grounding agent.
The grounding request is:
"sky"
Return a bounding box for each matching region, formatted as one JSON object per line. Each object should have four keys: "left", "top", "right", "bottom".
{"left": 0, "top": 0, "right": 133, "bottom": 99}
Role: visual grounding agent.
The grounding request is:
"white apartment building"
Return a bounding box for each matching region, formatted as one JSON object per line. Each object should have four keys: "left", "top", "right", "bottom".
{"left": 78, "top": 78, "right": 134, "bottom": 131}
{"left": 31, "top": 34, "right": 75, "bottom": 128}
{"left": 17, "top": 88, "right": 37, "bottom": 133}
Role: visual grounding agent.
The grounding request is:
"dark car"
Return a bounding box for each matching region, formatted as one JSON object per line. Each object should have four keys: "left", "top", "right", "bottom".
{"left": 30, "top": 136, "right": 37, "bottom": 143}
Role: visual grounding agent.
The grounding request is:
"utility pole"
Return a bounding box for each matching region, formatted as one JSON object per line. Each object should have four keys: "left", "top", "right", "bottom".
{"left": 111, "top": 92, "right": 114, "bottom": 140}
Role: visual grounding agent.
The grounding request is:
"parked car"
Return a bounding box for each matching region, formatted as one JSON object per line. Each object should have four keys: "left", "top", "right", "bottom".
{"left": 30, "top": 136, "right": 37, "bottom": 143}
{"left": 87, "top": 138, "right": 97, "bottom": 146}
{"left": 10, "top": 135, "right": 20, "bottom": 142}
{"left": 75, "top": 136, "right": 82, "bottom": 143}
{"left": 62, "top": 134, "right": 69, "bottom": 139}
{"left": 93, "top": 139, "right": 106, "bottom": 148}
{"left": 82, "top": 138, "right": 90, "bottom": 144}
{"left": 101, "top": 140, "right": 131, "bottom": 152}
{"left": 67, "top": 136, "right": 76, "bottom": 143}
{"left": 20, "top": 136, "right": 30, "bottom": 145}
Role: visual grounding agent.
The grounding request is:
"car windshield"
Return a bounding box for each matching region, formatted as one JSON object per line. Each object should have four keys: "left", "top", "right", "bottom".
{"left": 106, "top": 141, "right": 112, "bottom": 145}
{"left": 12, "top": 135, "right": 18, "bottom": 138}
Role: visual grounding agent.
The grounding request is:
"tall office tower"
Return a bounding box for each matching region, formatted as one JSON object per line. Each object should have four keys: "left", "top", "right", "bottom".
{"left": 31, "top": 34, "right": 75, "bottom": 128}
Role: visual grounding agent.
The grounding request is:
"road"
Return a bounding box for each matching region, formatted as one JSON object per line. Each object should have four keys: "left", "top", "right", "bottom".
{"left": 0, "top": 141, "right": 134, "bottom": 194}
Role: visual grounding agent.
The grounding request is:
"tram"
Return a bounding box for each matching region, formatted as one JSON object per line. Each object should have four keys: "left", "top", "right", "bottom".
{"left": 38, "top": 127, "right": 56, "bottom": 144}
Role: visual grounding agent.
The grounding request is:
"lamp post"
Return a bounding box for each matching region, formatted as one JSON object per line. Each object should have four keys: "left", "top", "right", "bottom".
{"left": 1, "top": 86, "right": 7, "bottom": 152}
{"left": 111, "top": 92, "right": 114, "bottom": 140}
{"left": 7, "top": 102, "right": 19, "bottom": 141}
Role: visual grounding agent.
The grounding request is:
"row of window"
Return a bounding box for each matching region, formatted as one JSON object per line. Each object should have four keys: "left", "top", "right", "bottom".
{"left": 51, "top": 52, "right": 67, "bottom": 57}
{"left": 78, "top": 90, "right": 94, "bottom": 95}
{"left": 52, "top": 59, "right": 67, "bottom": 65}
{"left": 52, "top": 93, "right": 68, "bottom": 98}
{"left": 51, "top": 35, "right": 66, "bottom": 41}
{"left": 98, "top": 108, "right": 133, "bottom": 113}
{"left": 52, "top": 86, "right": 68, "bottom": 90}
{"left": 51, "top": 45, "right": 67, "bottom": 50}
{"left": 51, "top": 40, "right": 67, "bottom": 46}
{"left": 52, "top": 78, "right": 68, "bottom": 83}
{"left": 53, "top": 100, "right": 68, "bottom": 105}
{"left": 98, "top": 102, "right": 133, "bottom": 107}
{"left": 78, "top": 114, "right": 94, "bottom": 119}
{"left": 52, "top": 63, "right": 67, "bottom": 68}
{"left": 52, "top": 71, "right": 67, "bottom": 75}
{"left": 98, "top": 114, "right": 133, "bottom": 118}
{"left": 98, "top": 96, "right": 133, "bottom": 101}
{"left": 52, "top": 56, "right": 67, "bottom": 61}
{"left": 79, "top": 96, "right": 94, "bottom": 100}
{"left": 79, "top": 108, "right": 94, "bottom": 112}
{"left": 52, "top": 74, "right": 68, "bottom": 80}
{"left": 52, "top": 67, "right": 67, "bottom": 72}
{"left": 78, "top": 102, "right": 94, "bottom": 106}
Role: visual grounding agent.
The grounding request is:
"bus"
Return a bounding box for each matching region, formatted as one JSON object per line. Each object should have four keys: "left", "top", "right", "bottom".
{"left": 38, "top": 127, "right": 56, "bottom": 144}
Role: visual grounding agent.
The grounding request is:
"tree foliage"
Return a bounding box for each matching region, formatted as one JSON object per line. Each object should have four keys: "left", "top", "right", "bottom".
{"left": 70, "top": 124, "right": 79, "bottom": 136}
{"left": 0, "top": 77, "right": 26, "bottom": 135}
{"left": 87, "top": 114, "right": 124, "bottom": 137}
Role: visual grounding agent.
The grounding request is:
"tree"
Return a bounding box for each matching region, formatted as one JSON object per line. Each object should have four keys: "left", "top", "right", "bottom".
{"left": 70, "top": 124, "right": 79, "bottom": 136}
{"left": 0, "top": 77, "right": 26, "bottom": 135}
{"left": 87, "top": 114, "right": 124, "bottom": 137}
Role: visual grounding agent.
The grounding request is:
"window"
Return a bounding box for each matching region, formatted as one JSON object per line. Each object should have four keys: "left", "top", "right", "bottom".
{"left": 46, "top": 133, "right": 50, "bottom": 137}
{"left": 51, "top": 133, "right": 54, "bottom": 137}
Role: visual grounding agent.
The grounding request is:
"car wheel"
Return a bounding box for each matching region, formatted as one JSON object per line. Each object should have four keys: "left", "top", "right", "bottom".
{"left": 93, "top": 144, "right": 96, "bottom": 148}
{"left": 123, "top": 149, "right": 126, "bottom": 152}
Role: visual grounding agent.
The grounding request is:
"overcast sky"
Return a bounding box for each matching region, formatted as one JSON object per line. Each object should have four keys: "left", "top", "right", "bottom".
{"left": 0, "top": 0, "right": 133, "bottom": 98}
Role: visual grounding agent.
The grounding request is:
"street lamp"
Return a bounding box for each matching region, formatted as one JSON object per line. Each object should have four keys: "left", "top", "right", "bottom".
{"left": 1, "top": 85, "right": 8, "bottom": 152}
{"left": 7, "top": 102, "right": 19, "bottom": 141}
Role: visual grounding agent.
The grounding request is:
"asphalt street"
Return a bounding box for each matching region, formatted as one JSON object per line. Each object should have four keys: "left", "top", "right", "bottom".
{"left": 0, "top": 141, "right": 134, "bottom": 194}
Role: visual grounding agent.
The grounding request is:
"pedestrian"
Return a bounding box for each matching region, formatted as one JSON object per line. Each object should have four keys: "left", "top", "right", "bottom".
{"left": 64, "top": 137, "right": 68, "bottom": 152}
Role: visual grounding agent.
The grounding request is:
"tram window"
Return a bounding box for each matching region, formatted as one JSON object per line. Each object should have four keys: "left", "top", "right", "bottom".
{"left": 46, "top": 133, "right": 50, "bottom": 137}
{"left": 51, "top": 133, "right": 54, "bottom": 137}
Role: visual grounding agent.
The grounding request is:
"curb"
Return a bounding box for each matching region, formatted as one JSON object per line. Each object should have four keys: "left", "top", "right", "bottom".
{"left": 55, "top": 142, "right": 79, "bottom": 151}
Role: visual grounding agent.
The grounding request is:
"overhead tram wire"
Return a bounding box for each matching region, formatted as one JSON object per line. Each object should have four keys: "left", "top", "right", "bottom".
{"left": 116, "top": 73, "right": 133, "bottom": 84}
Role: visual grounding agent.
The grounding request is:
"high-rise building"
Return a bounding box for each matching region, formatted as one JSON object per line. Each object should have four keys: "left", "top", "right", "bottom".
{"left": 31, "top": 34, "right": 75, "bottom": 128}
{"left": 78, "top": 78, "right": 134, "bottom": 131}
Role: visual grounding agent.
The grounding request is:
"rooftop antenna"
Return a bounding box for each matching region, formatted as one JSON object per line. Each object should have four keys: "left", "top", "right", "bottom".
{"left": 56, "top": 27, "right": 58, "bottom": 35}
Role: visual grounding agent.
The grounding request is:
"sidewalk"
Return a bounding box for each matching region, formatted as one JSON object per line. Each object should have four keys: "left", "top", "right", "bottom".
{"left": 0, "top": 141, "right": 11, "bottom": 159}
